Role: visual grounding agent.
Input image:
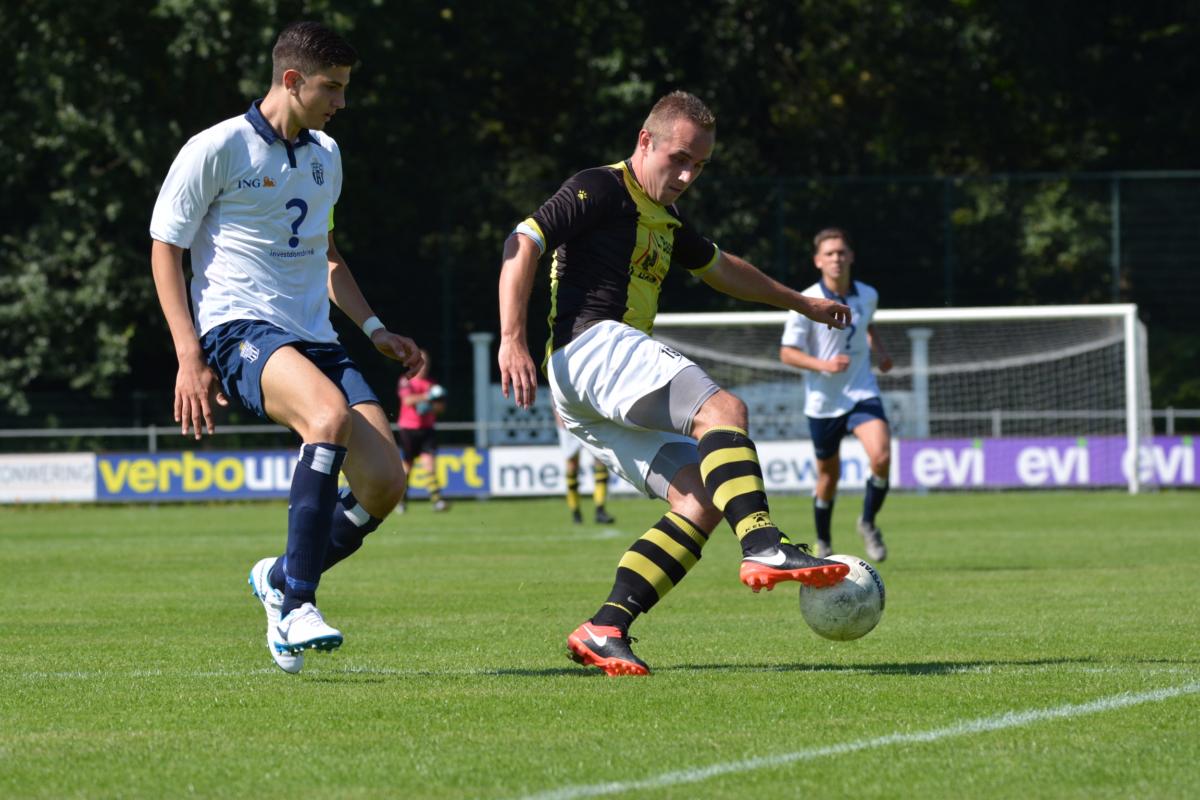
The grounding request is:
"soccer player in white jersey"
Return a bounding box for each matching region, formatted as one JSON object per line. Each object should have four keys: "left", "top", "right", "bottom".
{"left": 780, "top": 228, "right": 894, "bottom": 561}
{"left": 499, "top": 91, "right": 852, "bottom": 676}
{"left": 149, "top": 22, "right": 422, "bottom": 673}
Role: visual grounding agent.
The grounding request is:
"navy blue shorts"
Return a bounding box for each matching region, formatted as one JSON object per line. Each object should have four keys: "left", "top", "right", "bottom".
{"left": 200, "top": 319, "right": 380, "bottom": 420}
{"left": 807, "top": 397, "right": 889, "bottom": 460}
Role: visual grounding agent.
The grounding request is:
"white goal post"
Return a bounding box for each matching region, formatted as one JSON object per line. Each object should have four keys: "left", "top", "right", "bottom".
{"left": 655, "top": 304, "right": 1151, "bottom": 493}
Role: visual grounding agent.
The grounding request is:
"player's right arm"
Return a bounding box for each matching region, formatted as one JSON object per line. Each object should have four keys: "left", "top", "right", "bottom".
{"left": 150, "top": 240, "right": 228, "bottom": 438}
{"left": 779, "top": 311, "right": 848, "bottom": 374}
{"left": 497, "top": 232, "right": 542, "bottom": 409}
{"left": 498, "top": 169, "right": 612, "bottom": 409}
{"left": 779, "top": 345, "right": 849, "bottom": 374}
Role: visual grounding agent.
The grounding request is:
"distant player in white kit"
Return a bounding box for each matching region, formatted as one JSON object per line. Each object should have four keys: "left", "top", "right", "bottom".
{"left": 149, "top": 22, "right": 422, "bottom": 673}
{"left": 780, "top": 228, "right": 894, "bottom": 561}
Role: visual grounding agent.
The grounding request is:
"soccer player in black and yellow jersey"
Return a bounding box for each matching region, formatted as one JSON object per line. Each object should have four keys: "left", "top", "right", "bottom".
{"left": 498, "top": 91, "right": 851, "bottom": 676}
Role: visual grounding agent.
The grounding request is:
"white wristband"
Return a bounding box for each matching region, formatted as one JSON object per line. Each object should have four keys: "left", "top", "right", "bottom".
{"left": 361, "top": 316, "right": 385, "bottom": 338}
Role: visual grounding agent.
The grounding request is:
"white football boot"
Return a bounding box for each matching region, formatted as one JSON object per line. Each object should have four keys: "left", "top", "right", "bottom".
{"left": 248, "top": 557, "right": 303, "bottom": 674}
{"left": 276, "top": 603, "right": 344, "bottom": 655}
{"left": 857, "top": 517, "right": 888, "bottom": 562}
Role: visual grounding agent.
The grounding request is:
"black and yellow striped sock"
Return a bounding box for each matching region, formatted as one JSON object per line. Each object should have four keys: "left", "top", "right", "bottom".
{"left": 697, "top": 426, "right": 783, "bottom": 553}
{"left": 428, "top": 483, "right": 443, "bottom": 505}
{"left": 565, "top": 473, "right": 580, "bottom": 513}
{"left": 591, "top": 512, "right": 709, "bottom": 633}
{"left": 592, "top": 463, "right": 609, "bottom": 509}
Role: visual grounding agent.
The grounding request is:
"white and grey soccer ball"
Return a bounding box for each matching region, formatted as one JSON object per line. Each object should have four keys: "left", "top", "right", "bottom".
{"left": 799, "top": 555, "right": 885, "bottom": 641}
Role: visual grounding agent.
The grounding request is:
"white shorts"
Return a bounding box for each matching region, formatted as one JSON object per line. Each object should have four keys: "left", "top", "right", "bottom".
{"left": 557, "top": 425, "right": 582, "bottom": 459}
{"left": 547, "top": 320, "right": 706, "bottom": 498}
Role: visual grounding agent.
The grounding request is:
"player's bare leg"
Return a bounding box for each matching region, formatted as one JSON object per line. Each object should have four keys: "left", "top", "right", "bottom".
{"left": 813, "top": 453, "right": 840, "bottom": 557}
{"left": 852, "top": 418, "right": 891, "bottom": 561}
{"left": 692, "top": 390, "right": 848, "bottom": 591}
{"left": 254, "top": 347, "right": 354, "bottom": 659}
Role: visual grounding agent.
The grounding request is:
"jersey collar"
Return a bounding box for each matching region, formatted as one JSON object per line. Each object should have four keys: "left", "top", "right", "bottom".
{"left": 242, "top": 100, "right": 316, "bottom": 148}
{"left": 620, "top": 159, "right": 662, "bottom": 207}
{"left": 818, "top": 279, "right": 858, "bottom": 303}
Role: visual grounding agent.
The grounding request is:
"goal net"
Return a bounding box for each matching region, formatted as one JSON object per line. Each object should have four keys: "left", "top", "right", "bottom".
{"left": 654, "top": 304, "right": 1152, "bottom": 491}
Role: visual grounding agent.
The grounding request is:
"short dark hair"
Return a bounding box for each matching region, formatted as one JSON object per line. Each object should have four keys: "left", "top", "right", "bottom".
{"left": 643, "top": 91, "right": 716, "bottom": 140}
{"left": 813, "top": 227, "right": 853, "bottom": 253}
{"left": 271, "top": 21, "right": 358, "bottom": 84}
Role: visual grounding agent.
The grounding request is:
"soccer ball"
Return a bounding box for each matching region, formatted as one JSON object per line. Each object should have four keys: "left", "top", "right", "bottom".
{"left": 799, "top": 555, "right": 885, "bottom": 641}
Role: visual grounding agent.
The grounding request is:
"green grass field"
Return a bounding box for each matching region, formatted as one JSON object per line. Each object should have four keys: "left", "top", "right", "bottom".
{"left": 2, "top": 491, "right": 1199, "bottom": 799}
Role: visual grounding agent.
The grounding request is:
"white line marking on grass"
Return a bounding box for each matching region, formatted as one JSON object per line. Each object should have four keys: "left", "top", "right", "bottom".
{"left": 515, "top": 681, "right": 1200, "bottom": 800}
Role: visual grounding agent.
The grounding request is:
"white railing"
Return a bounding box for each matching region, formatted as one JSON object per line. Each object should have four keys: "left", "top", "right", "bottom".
{"left": 1, "top": 409, "right": 1197, "bottom": 453}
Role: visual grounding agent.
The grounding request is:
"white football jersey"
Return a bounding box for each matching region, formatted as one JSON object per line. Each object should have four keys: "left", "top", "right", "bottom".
{"left": 781, "top": 280, "right": 882, "bottom": 418}
{"left": 150, "top": 102, "right": 343, "bottom": 342}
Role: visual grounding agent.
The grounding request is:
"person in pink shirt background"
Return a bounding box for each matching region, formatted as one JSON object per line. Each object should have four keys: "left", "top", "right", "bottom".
{"left": 396, "top": 349, "right": 447, "bottom": 512}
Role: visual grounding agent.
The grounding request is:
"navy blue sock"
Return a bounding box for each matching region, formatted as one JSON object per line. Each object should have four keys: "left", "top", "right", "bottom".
{"left": 322, "top": 488, "right": 383, "bottom": 571}
{"left": 280, "top": 443, "right": 347, "bottom": 618}
{"left": 862, "top": 475, "right": 889, "bottom": 525}
{"left": 269, "top": 487, "right": 382, "bottom": 591}
{"left": 813, "top": 496, "right": 834, "bottom": 546}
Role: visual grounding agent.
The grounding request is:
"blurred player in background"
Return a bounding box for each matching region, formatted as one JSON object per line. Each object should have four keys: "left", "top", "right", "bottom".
{"left": 554, "top": 410, "right": 615, "bottom": 525}
{"left": 396, "top": 349, "right": 448, "bottom": 513}
{"left": 149, "top": 21, "right": 422, "bottom": 674}
{"left": 779, "top": 228, "right": 894, "bottom": 561}
{"left": 498, "top": 90, "right": 852, "bottom": 676}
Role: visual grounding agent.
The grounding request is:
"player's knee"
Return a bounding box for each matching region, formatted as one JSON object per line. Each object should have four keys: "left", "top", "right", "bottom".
{"left": 817, "top": 457, "right": 841, "bottom": 480}
{"left": 694, "top": 391, "right": 748, "bottom": 437}
{"left": 304, "top": 404, "right": 353, "bottom": 445}
{"left": 349, "top": 456, "right": 407, "bottom": 517}
{"left": 372, "top": 465, "right": 408, "bottom": 512}
{"left": 871, "top": 453, "right": 891, "bottom": 476}
{"left": 717, "top": 392, "right": 748, "bottom": 429}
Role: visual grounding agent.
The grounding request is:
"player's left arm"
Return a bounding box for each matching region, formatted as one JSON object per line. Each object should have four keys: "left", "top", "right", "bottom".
{"left": 701, "top": 251, "right": 849, "bottom": 328}
{"left": 326, "top": 231, "right": 423, "bottom": 375}
{"left": 867, "top": 324, "right": 893, "bottom": 373}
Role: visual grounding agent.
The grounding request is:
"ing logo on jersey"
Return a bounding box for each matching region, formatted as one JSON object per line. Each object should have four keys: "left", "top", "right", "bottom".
{"left": 311, "top": 159, "right": 324, "bottom": 186}
{"left": 236, "top": 175, "right": 277, "bottom": 189}
{"left": 239, "top": 341, "right": 261, "bottom": 363}
{"left": 576, "top": 189, "right": 588, "bottom": 201}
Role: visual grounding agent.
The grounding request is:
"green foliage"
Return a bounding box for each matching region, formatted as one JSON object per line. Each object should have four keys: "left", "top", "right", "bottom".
{"left": 2, "top": 2, "right": 1198, "bottom": 420}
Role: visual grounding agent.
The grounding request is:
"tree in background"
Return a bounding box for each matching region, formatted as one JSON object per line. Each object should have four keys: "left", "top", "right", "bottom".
{"left": 3, "top": 1, "right": 1198, "bottom": 421}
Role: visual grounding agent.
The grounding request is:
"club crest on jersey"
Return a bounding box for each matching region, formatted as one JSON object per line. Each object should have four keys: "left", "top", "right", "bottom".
{"left": 239, "top": 341, "right": 260, "bottom": 363}
{"left": 311, "top": 159, "right": 324, "bottom": 186}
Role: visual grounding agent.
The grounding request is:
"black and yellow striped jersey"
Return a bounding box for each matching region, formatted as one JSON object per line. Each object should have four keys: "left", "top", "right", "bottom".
{"left": 517, "top": 160, "right": 719, "bottom": 357}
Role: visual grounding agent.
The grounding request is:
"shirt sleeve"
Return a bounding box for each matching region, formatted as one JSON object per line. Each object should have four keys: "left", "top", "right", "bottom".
{"left": 149, "top": 133, "right": 227, "bottom": 248}
{"left": 780, "top": 310, "right": 811, "bottom": 350}
{"left": 523, "top": 168, "right": 618, "bottom": 255}
{"left": 669, "top": 210, "right": 719, "bottom": 275}
{"left": 862, "top": 283, "right": 879, "bottom": 324}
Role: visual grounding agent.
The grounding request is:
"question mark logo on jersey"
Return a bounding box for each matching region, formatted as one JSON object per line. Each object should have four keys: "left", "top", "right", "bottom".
{"left": 285, "top": 198, "right": 308, "bottom": 248}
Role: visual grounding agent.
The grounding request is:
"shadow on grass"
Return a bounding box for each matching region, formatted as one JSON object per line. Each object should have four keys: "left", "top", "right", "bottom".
{"left": 294, "top": 656, "right": 1200, "bottom": 682}
{"left": 658, "top": 656, "right": 1199, "bottom": 676}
